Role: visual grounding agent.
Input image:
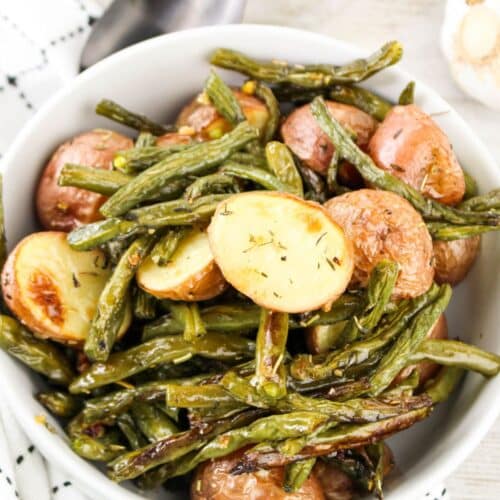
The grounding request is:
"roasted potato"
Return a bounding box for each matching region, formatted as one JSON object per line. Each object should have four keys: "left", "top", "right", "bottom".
{"left": 281, "top": 101, "right": 377, "bottom": 175}
{"left": 325, "top": 189, "right": 434, "bottom": 299}
{"left": 393, "top": 314, "right": 448, "bottom": 386}
{"left": 137, "top": 227, "right": 227, "bottom": 301}
{"left": 433, "top": 236, "right": 480, "bottom": 286}
{"left": 36, "top": 129, "right": 133, "bottom": 231}
{"left": 208, "top": 192, "right": 354, "bottom": 313}
{"left": 1, "top": 231, "right": 131, "bottom": 346}
{"left": 177, "top": 89, "right": 269, "bottom": 140}
{"left": 191, "top": 449, "right": 325, "bottom": 500}
{"left": 368, "top": 105, "right": 466, "bottom": 206}
{"left": 155, "top": 132, "right": 194, "bottom": 147}
{"left": 313, "top": 461, "right": 354, "bottom": 500}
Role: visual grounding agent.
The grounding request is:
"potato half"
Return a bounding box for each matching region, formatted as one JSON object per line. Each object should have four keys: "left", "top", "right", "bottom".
{"left": 36, "top": 129, "right": 133, "bottom": 231}
{"left": 433, "top": 236, "right": 480, "bottom": 286}
{"left": 136, "top": 227, "right": 227, "bottom": 301}
{"left": 176, "top": 89, "right": 269, "bottom": 140}
{"left": 1, "top": 231, "right": 130, "bottom": 346}
{"left": 207, "top": 192, "right": 354, "bottom": 313}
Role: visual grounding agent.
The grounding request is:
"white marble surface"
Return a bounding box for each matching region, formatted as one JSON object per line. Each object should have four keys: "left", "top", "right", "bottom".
{"left": 241, "top": 0, "right": 499, "bottom": 499}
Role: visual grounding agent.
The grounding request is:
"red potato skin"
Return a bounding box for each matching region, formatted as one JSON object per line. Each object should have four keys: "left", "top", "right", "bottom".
{"left": 36, "top": 129, "right": 133, "bottom": 231}
{"left": 155, "top": 132, "right": 193, "bottom": 147}
{"left": 325, "top": 189, "right": 434, "bottom": 299}
{"left": 393, "top": 314, "right": 448, "bottom": 387}
{"left": 368, "top": 105, "right": 466, "bottom": 206}
{"left": 191, "top": 449, "right": 325, "bottom": 500}
{"left": 312, "top": 461, "right": 354, "bottom": 500}
{"left": 281, "top": 101, "right": 378, "bottom": 175}
{"left": 433, "top": 236, "right": 480, "bottom": 286}
{"left": 177, "top": 90, "right": 268, "bottom": 141}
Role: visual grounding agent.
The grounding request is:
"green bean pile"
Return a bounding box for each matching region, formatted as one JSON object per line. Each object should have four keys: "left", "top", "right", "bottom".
{"left": 1, "top": 40, "right": 500, "bottom": 499}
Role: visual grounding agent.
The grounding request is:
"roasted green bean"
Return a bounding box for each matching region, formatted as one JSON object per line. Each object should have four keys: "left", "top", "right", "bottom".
{"left": 398, "top": 81, "right": 415, "bottom": 105}
{"left": 310, "top": 96, "right": 500, "bottom": 228}
{"left": 58, "top": 163, "right": 131, "bottom": 195}
{"left": 183, "top": 173, "right": 239, "bottom": 202}
{"left": 36, "top": 391, "right": 82, "bottom": 418}
{"left": 265, "top": 141, "right": 304, "bottom": 196}
{"left": 284, "top": 458, "right": 316, "bottom": 492}
{"left": 410, "top": 339, "right": 500, "bottom": 376}
{"left": 100, "top": 121, "right": 258, "bottom": 217}
{"left": 369, "top": 284, "right": 452, "bottom": 395}
{"left": 253, "top": 309, "right": 289, "bottom": 399}
{"left": 329, "top": 85, "right": 392, "bottom": 121}
{"left": 96, "top": 99, "right": 174, "bottom": 135}
{"left": 133, "top": 288, "right": 156, "bottom": 320}
{"left": 84, "top": 234, "right": 157, "bottom": 362}
{"left": 70, "top": 333, "right": 255, "bottom": 393}
{"left": 221, "top": 162, "right": 290, "bottom": 191}
{"left": 0, "top": 315, "right": 74, "bottom": 385}
{"left": 424, "top": 366, "right": 464, "bottom": 404}
{"left": 143, "top": 295, "right": 360, "bottom": 340}
{"left": 113, "top": 145, "right": 193, "bottom": 173}
{"left": 150, "top": 228, "right": 189, "bottom": 266}
{"left": 290, "top": 284, "right": 440, "bottom": 381}
{"left": 131, "top": 402, "right": 178, "bottom": 442}
{"left": 210, "top": 42, "right": 403, "bottom": 88}
{"left": 206, "top": 70, "right": 245, "bottom": 125}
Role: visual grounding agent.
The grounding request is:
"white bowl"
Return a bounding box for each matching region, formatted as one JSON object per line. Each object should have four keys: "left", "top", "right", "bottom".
{"left": 0, "top": 25, "right": 499, "bottom": 500}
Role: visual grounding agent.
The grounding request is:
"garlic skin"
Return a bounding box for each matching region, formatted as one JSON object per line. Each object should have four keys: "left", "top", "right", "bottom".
{"left": 441, "top": 0, "right": 500, "bottom": 109}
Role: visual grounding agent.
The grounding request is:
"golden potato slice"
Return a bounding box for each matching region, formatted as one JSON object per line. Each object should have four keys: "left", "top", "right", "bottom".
{"left": 208, "top": 192, "right": 354, "bottom": 313}
{"left": 136, "top": 228, "right": 227, "bottom": 301}
{"left": 36, "top": 129, "right": 133, "bottom": 232}
{"left": 1, "top": 231, "right": 131, "bottom": 346}
{"left": 368, "top": 105, "right": 465, "bottom": 206}
{"left": 433, "top": 236, "right": 480, "bottom": 286}
{"left": 325, "top": 189, "right": 434, "bottom": 299}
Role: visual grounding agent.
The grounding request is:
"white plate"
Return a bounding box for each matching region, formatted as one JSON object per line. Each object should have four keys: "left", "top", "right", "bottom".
{"left": 0, "top": 24, "right": 499, "bottom": 500}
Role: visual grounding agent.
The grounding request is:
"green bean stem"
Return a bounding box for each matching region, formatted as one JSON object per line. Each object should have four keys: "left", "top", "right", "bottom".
{"left": 398, "top": 81, "right": 415, "bottom": 105}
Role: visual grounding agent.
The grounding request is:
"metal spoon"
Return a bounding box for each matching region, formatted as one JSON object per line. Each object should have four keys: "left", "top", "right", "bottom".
{"left": 80, "top": 0, "right": 246, "bottom": 71}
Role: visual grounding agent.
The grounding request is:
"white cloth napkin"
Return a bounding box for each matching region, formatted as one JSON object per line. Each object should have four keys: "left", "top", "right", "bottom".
{"left": 0, "top": 1, "right": 451, "bottom": 499}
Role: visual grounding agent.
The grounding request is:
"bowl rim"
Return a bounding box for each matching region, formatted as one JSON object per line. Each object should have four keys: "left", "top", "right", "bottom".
{"left": 1, "top": 23, "right": 499, "bottom": 500}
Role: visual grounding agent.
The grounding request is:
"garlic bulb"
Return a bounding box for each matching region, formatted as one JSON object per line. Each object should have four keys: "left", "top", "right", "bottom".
{"left": 441, "top": 0, "right": 500, "bottom": 109}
